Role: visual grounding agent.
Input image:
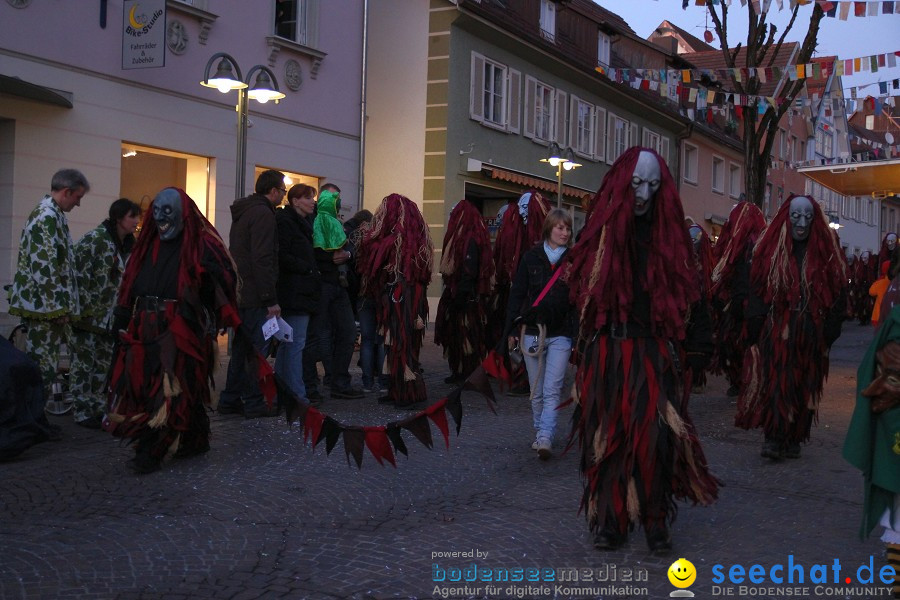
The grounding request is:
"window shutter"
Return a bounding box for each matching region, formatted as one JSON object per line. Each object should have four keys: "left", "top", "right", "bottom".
{"left": 470, "top": 53, "right": 485, "bottom": 122}
{"left": 507, "top": 69, "right": 521, "bottom": 134}
{"left": 630, "top": 121, "right": 639, "bottom": 150}
{"left": 593, "top": 107, "right": 606, "bottom": 162}
{"left": 642, "top": 129, "right": 650, "bottom": 147}
{"left": 606, "top": 112, "right": 616, "bottom": 165}
{"left": 305, "top": 0, "right": 320, "bottom": 48}
{"left": 523, "top": 76, "right": 536, "bottom": 139}
{"left": 660, "top": 137, "right": 670, "bottom": 164}
{"left": 554, "top": 90, "right": 567, "bottom": 147}
{"left": 568, "top": 95, "right": 579, "bottom": 151}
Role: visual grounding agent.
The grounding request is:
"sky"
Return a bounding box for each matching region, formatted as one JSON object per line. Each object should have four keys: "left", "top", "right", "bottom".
{"left": 593, "top": 0, "right": 900, "bottom": 99}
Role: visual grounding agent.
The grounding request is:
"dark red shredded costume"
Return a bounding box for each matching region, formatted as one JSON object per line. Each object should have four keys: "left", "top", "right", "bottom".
{"left": 359, "top": 194, "right": 434, "bottom": 408}
{"left": 489, "top": 191, "right": 548, "bottom": 346}
{"left": 736, "top": 194, "right": 848, "bottom": 448}
{"left": 434, "top": 200, "right": 495, "bottom": 378}
{"left": 709, "top": 202, "right": 767, "bottom": 391}
{"left": 106, "top": 188, "right": 270, "bottom": 464}
{"left": 690, "top": 225, "right": 714, "bottom": 389}
{"left": 564, "top": 147, "right": 719, "bottom": 537}
{"left": 851, "top": 253, "right": 876, "bottom": 324}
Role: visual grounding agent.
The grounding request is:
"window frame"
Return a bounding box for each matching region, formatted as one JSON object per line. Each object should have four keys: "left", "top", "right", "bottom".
{"left": 597, "top": 31, "right": 611, "bottom": 69}
{"left": 711, "top": 155, "right": 725, "bottom": 194}
{"left": 540, "top": 0, "right": 556, "bottom": 41}
{"left": 571, "top": 96, "right": 595, "bottom": 158}
{"left": 534, "top": 80, "right": 554, "bottom": 142}
{"left": 682, "top": 142, "right": 698, "bottom": 185}
{"left": 728, "top": 162, "right": 741, "bottom": 199}
{"left": 606, "top": 112, "right": 631, "bottom": 165}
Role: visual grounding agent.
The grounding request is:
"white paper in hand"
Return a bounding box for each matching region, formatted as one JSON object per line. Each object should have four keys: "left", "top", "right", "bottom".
{"left": 262, "top": 316, "right": 279, "bottom": 341}
{"left": 274, "top": 316, "right": 293, "bottom": 342}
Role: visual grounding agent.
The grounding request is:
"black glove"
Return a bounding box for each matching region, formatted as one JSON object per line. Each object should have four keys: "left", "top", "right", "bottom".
{"left": 686, "top": 352, "right": 711, "bottom": 373}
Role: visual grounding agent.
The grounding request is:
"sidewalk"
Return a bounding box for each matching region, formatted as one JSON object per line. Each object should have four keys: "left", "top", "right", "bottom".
{"left": 0, "top": 322, "right": 890, "bottom": 599}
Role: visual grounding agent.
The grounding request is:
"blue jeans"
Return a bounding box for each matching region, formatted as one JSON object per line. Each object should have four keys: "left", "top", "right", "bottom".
{"left": 358, "top": 298, "right": 386, "bottom": 388}
{"left": 523, "top": 334, "right": 572, "bottom": 443}
{"left": 275, "top": 313, "right": 309, "bottom": 401}
{"left": 221, "top": 307, "right": 272, "bottom": 411}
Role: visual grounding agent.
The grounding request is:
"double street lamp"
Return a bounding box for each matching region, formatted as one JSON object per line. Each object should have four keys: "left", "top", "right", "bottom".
{"left": 201, "top": 52, "right": 285, "bottom": 197}
{"left": 540, "top": 142, "right": 582, "bottom": 208}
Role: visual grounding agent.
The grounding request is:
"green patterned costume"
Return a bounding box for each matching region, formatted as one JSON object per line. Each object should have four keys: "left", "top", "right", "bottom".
{"left": 8, "top": 196, "right": 79, "bottom": 398}
{"left": 69, "top": 222, "right": 126, "bottom": 422}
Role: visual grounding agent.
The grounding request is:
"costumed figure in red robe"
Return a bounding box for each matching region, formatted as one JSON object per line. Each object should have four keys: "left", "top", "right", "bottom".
{"left": 736, "top": 194, "right": 848, "bottom": 460}
{"left": 688, "top": 223, "right": 714, "bottom": 393}
{"left": 709, "top": 201, "right": 767, "bottom": 397}
{"left": 105, "top": 188, "right": 253, "bottom": 474}
{"left": 358, "top": 194, "right": 434, "bottom": 409}
{"left": 565, "top": 147, "right": 719, "bottom": 553}
{"left": 880, "top": 232, "right": 897, "bottom": 279}
{"left": 434, "top": 199, "right": 495, "bottom": 384}
{"left": 489, "top": 191, "right": 548, "bottom": 394}
{"left": 854, "top": 251, "right": 876, "bottom": 325}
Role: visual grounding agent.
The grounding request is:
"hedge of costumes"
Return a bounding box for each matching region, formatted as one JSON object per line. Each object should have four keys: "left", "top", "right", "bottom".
{"left": 358, "top": 194, "right": 434, "bottom": 409}
{"left": 105, "top": 188, "right": 267, "bottom": 474}
{"left": 69, "top": 215, "right": 136, "bottom": 426}
{"left": 564, "top": 148, "right": 719, "bottom": 553}
{"left": 709, "top": 201, "right": 767, "bottom": 397}
{"left": 736, "top": 194, "right": 848, "bottom": 460}
{"left": 434, "top": 199, "right": 495, "bottom": 383}
{"left": 8, "top": 194, "right": 80, "bottom": 400}
{"left": 843, "top": 305, "right": 900, "bottom": 599}
{"left": 688, "top": 223, "right": 714, "bottom": 392}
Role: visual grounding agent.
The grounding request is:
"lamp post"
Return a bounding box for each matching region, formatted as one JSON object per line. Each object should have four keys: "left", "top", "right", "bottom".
{"left": 201, "top": 52, "right": 285, "bottom": 197}
{"left": 540, "top": 142, "right": 582, "bottom": 208}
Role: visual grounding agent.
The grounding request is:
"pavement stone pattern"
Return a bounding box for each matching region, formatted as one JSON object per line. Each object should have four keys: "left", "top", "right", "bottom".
{"left": 0, "top": 323, "right": 892, "bottom": 599}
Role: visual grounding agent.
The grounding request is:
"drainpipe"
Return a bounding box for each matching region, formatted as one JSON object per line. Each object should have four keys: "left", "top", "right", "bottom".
{"left": 358, "top": 0, "right": 369, "bottom": 211}
{"left": 674, "top": 121, "right": 693, "bottom": 192}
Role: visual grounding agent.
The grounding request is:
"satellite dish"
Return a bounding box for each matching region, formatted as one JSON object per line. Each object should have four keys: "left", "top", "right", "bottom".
{"left": 886, "top": 132, "right": 895, "bottom": 144}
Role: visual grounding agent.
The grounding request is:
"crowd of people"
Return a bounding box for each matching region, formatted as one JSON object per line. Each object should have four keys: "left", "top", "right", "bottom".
{"left": 2, "top": 158, "right": 898, "bottom": 594}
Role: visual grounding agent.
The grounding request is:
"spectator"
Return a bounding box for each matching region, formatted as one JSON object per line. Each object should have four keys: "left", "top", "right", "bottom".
{"left": 8, "top": 168, "right": 89, "bottom": 406}
{"left": 505, "top": 208, "right": 575, "bottom": 460}
{"left": 70, "top": 198, "right": 141, "bottom": 428}
{"left": 303, "top": 183, "right": 364, "bottom": 400}
{"left": 274, "top": 184, "right": 320, "bottom": 405}
{"left": 219, "top": 169, "right": 283, "bottom": 418}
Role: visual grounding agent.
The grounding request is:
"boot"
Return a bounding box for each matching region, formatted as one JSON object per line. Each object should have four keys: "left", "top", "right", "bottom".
{"left": 760, "top": 434, "right": 784, "bottom": 460}
{"left": 645, "top": 524, "right": 672, "bottom": 554}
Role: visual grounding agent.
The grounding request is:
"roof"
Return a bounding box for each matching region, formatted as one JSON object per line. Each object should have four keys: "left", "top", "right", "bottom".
{"left": 681, "top": 42, "right": 799, "bottom": 97}
{"left": 806, "top": 55, "right": 837, "bottom": 101}
{"left": 799, "top": 159, "right": 900, "bottom": 198}
{"left": 570, "top": 0, "right": 635, "bottom": 36}
{"left": 648, "top": 20, "right": 714, "bottom": 53}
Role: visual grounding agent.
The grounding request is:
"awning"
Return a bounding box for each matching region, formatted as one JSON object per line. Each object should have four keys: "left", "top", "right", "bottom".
{"left": 797, "top": 159, "right": 900, "bottom": 198}
{"left": 0, "top": 74, "right": 73, "bottom": 108}
{"left": 486, "top": 167, "right": 590, "bottom": 200}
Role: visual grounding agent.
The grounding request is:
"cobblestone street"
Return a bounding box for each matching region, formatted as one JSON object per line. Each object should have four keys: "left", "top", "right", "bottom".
{"left": 0, "top": 322, "right": 892, "bottom": 599}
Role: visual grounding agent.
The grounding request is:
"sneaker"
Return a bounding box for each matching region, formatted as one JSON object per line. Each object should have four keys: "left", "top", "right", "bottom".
{"left": 331, "top": 387, "right": 365, "bottom": 400}
{"left": 362, "top": 380, "right": 375, "bottom": 393}
{"left": 536, "top": 438, "right": 552, "bottom": 460}
{"left": 531, "top": 440, "right": 539, "bottom": 451}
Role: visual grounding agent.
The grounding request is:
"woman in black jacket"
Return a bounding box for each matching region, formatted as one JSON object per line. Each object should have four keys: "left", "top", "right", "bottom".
{"left": 275, "top": 184, "right": 321, "bottom": 404}
{"left": 506, "top": 208, "right": 576, "bottom": 460}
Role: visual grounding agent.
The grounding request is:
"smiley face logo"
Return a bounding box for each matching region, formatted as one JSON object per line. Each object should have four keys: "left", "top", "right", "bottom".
{"left": 668, "top": 558, "right": 697, "bottom": 588}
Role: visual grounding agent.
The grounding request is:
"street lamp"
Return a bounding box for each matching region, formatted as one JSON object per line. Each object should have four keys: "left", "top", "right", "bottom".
{"left": 540, "top": 142, "right": 582, "bottom": 208}
{"left": 201, "top": 52, "right": 285, "bottom": 197}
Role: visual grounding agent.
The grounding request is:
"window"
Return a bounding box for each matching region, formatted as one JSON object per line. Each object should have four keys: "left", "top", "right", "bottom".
{"left": 799, "top": 139, "right": 806, "bottom": 163}
{"left": 607, "top": 112, "right": 632, "bottom": 164}
{"left": 121, "top": 142, "right": 212, "bottom": 218}
{"left": 570, "top": 96, "right": 594, "bottom": 157}
{"left": 593, "top": 107, "right": 606, "bottom": 162}
{"left": 641, "top": 128, "right": 670, "bottom": 163}
{"left": 823, "top": 131, "right": 834, "bottom": 158}
{"left": 794, "top": 136, "right": 803, "bottom": 163}
{"left": 682, "top": 143, "right": 698, "bottom": 184}
{"left": 534, "top": 81, "right": 554, "bottom": 141}
{"left": 778, "top": 129, "right": 786, "bottom": 160}
{"left": 868, "top": 199, "right": 875, "bottom": 226}
{"left": 712, "top": 156, "right": 725, "bottom": 193}
{"left": 764, "top": 182, "right": 773, "bottom": 217}
{"left": 728, "top": 163, "right": 741, "bottom": 198}
{"left": 540, "top": 0, "right": 556, "bottom": 41}
{"left": 788, "top": 135, "right": 796, "bottom": 163}
{"left": 470, "top": 53, "right": 520, "bottom": 132}
{"left": 597, "top": 31, "right": 611, "bottom": 68}
{"left": 815, "top": 129, "right": 825, "bottom": 156}
{"left": 274, "top": 0, "right": 319, "bottom": 48}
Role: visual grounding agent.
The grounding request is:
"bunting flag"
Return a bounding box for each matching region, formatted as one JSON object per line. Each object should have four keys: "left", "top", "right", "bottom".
{"left": 689, "top": 0, "right": 900, "bottom": 13}
{"left": 275, "top": 353, "right": 507, "bottom": 468}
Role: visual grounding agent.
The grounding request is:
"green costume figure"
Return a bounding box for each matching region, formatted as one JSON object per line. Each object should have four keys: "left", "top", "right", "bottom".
{"left": 8, "top": 169, "right": 89, "bottom": 406}
{"left": 844, "top": 305, "right": 900, "bottom": 598}
{"left": 313, "top": 190, "right": 351, "bottom": 287}
{"left": 69, "top": 199, "right": 140, "bottom": 427}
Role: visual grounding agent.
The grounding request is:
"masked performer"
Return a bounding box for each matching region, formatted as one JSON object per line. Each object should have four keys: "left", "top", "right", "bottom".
{"left": 737, "top": 194, "right": 847, "bottom": 460}
{"left": 358, "top": 194, "right": 434, "bottom": 409}
{"left": 688, "top": 224, "right": 714, "bottom": 393}
{"left": 843, "top": 305, "right": 900, "bottom": 600}
{"left": 709, "top": 202, "right": 767, "bottom": 397}
{"left": 490, "top": 191, "right": 549, "bottom": 395}
{"left": 435, "top": 199, "right": 495, "bottom": 384}
{"left": 881, "top": 232, "right": 898, "bottom": 279}
{"left": 855, "top": 251, "right": 877, "bottom": 325}
{"left": 566, "top": 148, "right": 718, "bottom": 553}
{"left": 106, "top": 188, "right": 248, "bottom": 474}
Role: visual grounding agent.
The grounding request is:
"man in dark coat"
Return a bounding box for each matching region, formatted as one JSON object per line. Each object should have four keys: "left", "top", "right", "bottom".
{"left": 219, "top": 170, "right": 284, "bottom": 418}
